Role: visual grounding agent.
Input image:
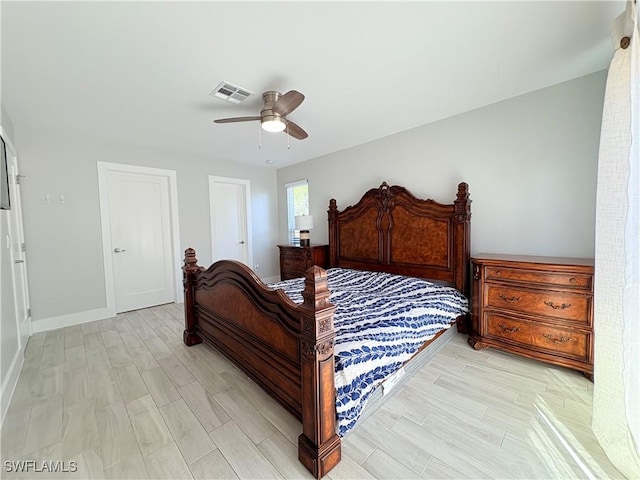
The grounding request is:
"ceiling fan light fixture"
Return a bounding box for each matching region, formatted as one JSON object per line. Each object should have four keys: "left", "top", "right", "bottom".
{"left": 214, "top": 89, "right": 307, "bottom": 140}
{"left": 261, "top": 117, "right": 286, "bottom": 133}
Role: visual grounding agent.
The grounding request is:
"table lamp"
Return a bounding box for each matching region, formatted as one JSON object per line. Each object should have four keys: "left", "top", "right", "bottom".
{"left": 295, "top": 215, "right": 314, "bottom": 247}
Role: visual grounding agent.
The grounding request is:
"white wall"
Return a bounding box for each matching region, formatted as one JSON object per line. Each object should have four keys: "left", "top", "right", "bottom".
{"left": 1, "top": 107, "right": 16, "bottom": 143}
{"left": 14, "top": 128, "right": 279, "bottom": 325}
{"left": 277, "top": 72, "right": 606, "bottom": 259}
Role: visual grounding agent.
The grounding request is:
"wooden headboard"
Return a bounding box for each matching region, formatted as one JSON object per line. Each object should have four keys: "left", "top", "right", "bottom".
{"left": 328, "top": 182, "right": 471, "bottom": 297}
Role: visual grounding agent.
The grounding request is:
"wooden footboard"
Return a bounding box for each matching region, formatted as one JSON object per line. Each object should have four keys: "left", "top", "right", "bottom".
{"left": 183, "top": 248, "right": 341, "bottom": 478}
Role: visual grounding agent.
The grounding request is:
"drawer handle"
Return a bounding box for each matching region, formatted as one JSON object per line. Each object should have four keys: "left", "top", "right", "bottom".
{"left": 543, "top": 333, "right": 571, "bottom": 344}
{"left": 498, "top": 293, "right": 521, "bottom": 303}
{"left": 570, "top": 278, "right": 577, "bottom": 283}
{"left": 544, "top": 301, "right": 572, "bottom": 310}
{"left": 498, "top": 323, "right": 520, "bottom": 333}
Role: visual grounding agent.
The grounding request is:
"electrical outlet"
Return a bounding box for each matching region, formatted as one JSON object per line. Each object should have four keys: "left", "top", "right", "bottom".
{"left": 255, "top": 263, "right": 260, "bottom": 270}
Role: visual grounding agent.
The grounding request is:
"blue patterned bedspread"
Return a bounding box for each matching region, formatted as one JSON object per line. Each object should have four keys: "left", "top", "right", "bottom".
{"left": 269, "top": 267, "right": 468, "bottom": 436}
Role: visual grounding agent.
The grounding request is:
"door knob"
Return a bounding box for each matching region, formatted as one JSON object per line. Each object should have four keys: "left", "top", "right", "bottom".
{"left": 14, "top": 259, "right": 25, "bottom": 264}
{"left": 113, "top": 248, "right": 126, "bottom": 253}
{"left": 238, "top": 241, "right": 245, "bottom": 245}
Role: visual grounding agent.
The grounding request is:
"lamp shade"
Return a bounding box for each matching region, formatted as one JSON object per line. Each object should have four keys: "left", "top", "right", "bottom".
{"left": 295, "top": 215, "right": 314, "bottom": 230}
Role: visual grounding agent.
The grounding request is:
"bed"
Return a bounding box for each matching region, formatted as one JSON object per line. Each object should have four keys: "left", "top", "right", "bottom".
{"left": 182, "top": 181, "right": 471, "bottom": 478}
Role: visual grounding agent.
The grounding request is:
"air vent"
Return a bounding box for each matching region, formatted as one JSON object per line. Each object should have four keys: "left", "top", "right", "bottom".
{"left": 210, "top": 81, "right": 254, "bottom": 104}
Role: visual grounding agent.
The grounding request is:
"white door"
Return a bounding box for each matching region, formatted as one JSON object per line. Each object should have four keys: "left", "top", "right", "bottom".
{"left": 5, "top": 143, "right": 31, "bottom": 345}
{"left": 105, "top": 170, "right": 175, "bottom": 312}
{"left": 209, "top": 176, "right": 252, "bottom": 267}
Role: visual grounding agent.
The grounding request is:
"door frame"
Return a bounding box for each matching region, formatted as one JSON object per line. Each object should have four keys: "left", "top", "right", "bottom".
{"left": 97, "top": 162, "right": 181, "bottom": 315}
{"left": 5, "top": 137, "right": 31, "bottom": 343}
{"left": 208, "top": 176, "right": 253, "bottom": 268}
{"left": 0, "top": 126, "right": 31, "bottom": 424}
{"left": 1, "top": 128, "right": 31, "bottom": 340}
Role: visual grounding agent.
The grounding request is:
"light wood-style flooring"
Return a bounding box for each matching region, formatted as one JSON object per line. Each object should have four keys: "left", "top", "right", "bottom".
{"left": 1, "top": 304, "right": 623, "bottom": 479}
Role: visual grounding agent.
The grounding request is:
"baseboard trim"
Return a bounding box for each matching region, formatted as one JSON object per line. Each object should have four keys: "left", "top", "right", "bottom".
{"left": 32, "top": 307, "right": 115, "bottom": 333}
{"left": 1, "top": 344, "right": 25, "bottom": 427}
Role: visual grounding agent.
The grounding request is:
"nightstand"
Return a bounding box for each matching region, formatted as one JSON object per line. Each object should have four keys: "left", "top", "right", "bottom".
{"left": 277, "top": 244, "right": 329, "bottom": 280}
{"left": 468, "top": 254, "right": 594, "bottom": 379}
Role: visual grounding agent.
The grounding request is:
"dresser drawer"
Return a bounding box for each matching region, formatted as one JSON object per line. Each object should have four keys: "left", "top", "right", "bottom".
{"left": 278, "top": 244, "right": 329, "bottom": 282}
{"left": 486, "top": 284, "right": 591, "bottom": 324}
{"left": 485, "top": 313, "right": 589, "bottom": 360}
{"left": 485, "top": 266, "right": 592, "bottom": 291}
{"left": 280, "top": 255, "right": 306, "bottom": 272}
{"left": 280, "top": 247, "right": 302, "bottom": 258}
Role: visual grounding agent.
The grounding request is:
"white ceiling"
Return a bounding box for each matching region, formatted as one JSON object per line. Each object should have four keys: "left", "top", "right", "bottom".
{"left": 1, "top": 1, "right": 624, "bottom": 168}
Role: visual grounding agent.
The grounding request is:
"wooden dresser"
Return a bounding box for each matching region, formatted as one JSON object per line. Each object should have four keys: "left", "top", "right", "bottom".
{"left": 468, "top": 254, "right": 594, "bottom": 379}
{"left": 278, "top": 244, "right": 329, "bottom": 280}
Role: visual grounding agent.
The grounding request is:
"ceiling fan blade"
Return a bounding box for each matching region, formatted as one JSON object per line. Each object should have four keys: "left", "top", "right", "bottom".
{"left": 272, "top": 91, "right": 305, "bottom": 116}
{"left": 285, "top": 120, "right": 308, "bottom": 140}
{"left": 214, "top": 116, "right": 261, "bottom": 124}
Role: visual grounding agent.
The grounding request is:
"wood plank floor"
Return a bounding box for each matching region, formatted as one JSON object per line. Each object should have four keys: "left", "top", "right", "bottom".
{"left": 1, "top": 304, "right": 623, "bottom": 479}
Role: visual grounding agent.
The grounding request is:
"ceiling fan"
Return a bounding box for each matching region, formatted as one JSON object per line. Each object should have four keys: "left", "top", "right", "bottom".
{"left": 213, "top": 90, "right": 308, "bottom": 140}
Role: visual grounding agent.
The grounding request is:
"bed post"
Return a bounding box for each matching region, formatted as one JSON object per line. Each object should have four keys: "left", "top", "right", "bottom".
{"left": 297, "top": 266, "right": 341, "bottom": 479}
{"left": 328, "top": 199, "right": 338, "bottom": 267}
{"left": 183, "top": 248, "right": 203, "bottom": 346}
{"left": 454, "top": 182, "right": 472, "bottom": 333}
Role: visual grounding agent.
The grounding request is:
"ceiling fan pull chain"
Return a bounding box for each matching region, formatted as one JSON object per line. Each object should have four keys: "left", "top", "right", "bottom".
{"left": 258, "top": 122, "right": 262, "bottom": 149}
{"left": 287, "top": 124, "right": 291, "bottom": 149}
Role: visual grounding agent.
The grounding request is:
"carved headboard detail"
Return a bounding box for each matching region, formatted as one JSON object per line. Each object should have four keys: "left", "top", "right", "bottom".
{"left": 328, "top": 182, "right": 471, "bottom": 296}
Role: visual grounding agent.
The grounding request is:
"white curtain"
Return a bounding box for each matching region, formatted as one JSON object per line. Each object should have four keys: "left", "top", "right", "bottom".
{"left": 592, "top": 1, "right": 640, "bottom": 478}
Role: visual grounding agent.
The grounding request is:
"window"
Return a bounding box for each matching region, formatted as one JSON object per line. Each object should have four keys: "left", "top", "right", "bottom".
{"left": 286, "top": 179, "right": 309, "bottom": 244}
